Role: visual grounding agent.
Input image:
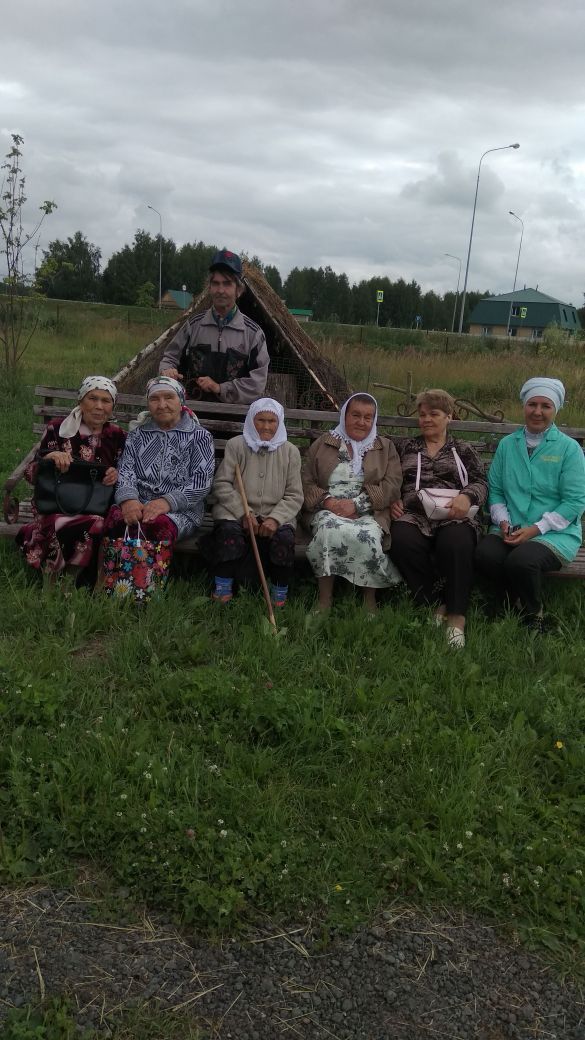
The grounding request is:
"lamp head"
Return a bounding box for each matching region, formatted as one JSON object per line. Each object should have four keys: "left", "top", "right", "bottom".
{"left": 511, "top": 143, "right": 520, "bottom": 149}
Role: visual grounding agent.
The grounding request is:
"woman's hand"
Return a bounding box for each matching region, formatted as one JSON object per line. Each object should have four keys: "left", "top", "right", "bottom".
{"left": 323, "top": 497, "right": 357, "bottom": 519}
{"left": 142, "top": 498, "right": 171, "bottom": 522}
{"left": 242, "top": 513, "right": 259, "bottom": 534}
{"left": 121, "top": 499, "right": 143, "bottom": 524}
{"left": 390, "top": 499, "right": 405, "bottom": 521}
{"left": 258, "top": 517, "right": 279, "bottom": 538}
{"left": 503, "top": 524, "right": 539, "bottom": 545}
{"left": 102, "top": 467, "right": 118, "bottom": 486}
{"left": 45, "top": 450, "right": 72, "bottom": 473}
{"left": 448, "top": 493, "right": 472, "bottom": 520}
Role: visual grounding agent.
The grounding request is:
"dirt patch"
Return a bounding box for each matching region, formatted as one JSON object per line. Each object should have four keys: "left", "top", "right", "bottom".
{"left": 0, "top": 881, "right": 583, "bottom": 1038}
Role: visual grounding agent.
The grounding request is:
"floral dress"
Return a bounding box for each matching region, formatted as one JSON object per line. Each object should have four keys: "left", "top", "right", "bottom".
{"left": 16, "top": 418, "right": 126, "bottom": 575}
{"left": 306, "top": 446, "right": 402, "bottom": 588}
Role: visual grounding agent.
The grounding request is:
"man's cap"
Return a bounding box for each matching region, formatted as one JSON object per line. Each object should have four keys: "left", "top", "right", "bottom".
{"left": 209, "top": 248, "right": 243, "bottom": 278}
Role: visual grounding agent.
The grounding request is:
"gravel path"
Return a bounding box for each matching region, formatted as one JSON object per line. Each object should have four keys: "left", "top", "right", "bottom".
{"left": 1, "top": 882, "right": 583, "bottom": 1039}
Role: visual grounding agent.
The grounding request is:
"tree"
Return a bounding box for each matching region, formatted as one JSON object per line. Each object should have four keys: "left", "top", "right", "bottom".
{"left": 264, "top": 264, "right": 283, "bottom": 296}
{"left": 135, "top": 281, "right": 156, "bottom": 308}
{"left": 35, "top": 231, "right": 101, "bottom": 300}
{"left": 0, "top": 135, "right": 56, "bottom": 376}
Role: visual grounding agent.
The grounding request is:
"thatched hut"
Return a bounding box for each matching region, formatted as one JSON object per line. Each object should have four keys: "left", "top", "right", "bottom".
{"left": 114, "top": 262, "right": 350, "bottom": 409}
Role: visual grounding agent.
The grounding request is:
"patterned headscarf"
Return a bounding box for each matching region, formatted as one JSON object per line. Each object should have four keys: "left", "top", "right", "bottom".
{"left": 59, "top": 376, "right": 118, "bottom": 437}
{"left": 130, "top": 376, "right": 192, "bottom": 429}
{"left": 520, "top": 377, "right": 565, "bottom": 414}
{"left": 331, "top": 393, "right": 378, "bottom": 476}
{"left": 243, "top": 398, "right": 288, "bottom": 453}
{"left": 146, "top": 375, "right": 186, "bottom": 404}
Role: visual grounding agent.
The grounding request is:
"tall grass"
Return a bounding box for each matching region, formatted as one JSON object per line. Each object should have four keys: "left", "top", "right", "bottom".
{"left": 318, "top": 338, "right": 585, "bottom": 426}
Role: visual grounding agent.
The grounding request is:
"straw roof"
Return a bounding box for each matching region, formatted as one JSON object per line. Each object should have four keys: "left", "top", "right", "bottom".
{"left": 114, "top": 262, "right": 350, "bottom": 409}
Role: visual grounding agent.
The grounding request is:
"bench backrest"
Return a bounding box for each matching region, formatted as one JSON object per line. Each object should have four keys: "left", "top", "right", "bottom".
{"left": 32, "top": 385, "right": 562, "bottom": 464}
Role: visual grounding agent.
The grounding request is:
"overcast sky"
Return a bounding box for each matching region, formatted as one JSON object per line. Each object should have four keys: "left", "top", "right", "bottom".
{"left": 2, "top": 0, "right": 584, "bottom": 305}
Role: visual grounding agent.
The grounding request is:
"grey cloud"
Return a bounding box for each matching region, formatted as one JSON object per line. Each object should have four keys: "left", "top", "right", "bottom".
{"left": 1, "top": 0, "right": 584, "bottom": 307}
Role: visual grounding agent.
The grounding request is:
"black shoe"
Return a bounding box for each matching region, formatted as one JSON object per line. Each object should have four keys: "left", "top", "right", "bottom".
{"left": 522, "top": 614, "right": 556, "bottom": 634}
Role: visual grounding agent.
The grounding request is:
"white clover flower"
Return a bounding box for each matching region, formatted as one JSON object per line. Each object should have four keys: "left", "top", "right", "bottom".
{"left": 456, "top": 842, "right": 463, "bottom": 851}
{"left": 143, "top": 771, "right": 152, "bottom": 779}
{"left": 443, "top": 843, "right": 449, "bottom": 852}
{"left": 116, "top": 812, "right": 123, "bottom": 818}
{"left": 465, "top": 830, "right": 473, "bottom": 839}
{"left": 140, "top": 826, "right": 147, "bottom": 833}
{"left": 281, "top": 839, "right": 287, "bottom": 847}
{"left": 535, "top": 865, "right": 544, "bottom": 874}
{"left": 217, "top": 818, "right": 224, "bottom": 825}
{"left": 533, "top": 879, "right": 540, "bottom": 887}
{"left": 502, "top": 873, "right": 511, "bottom": 886}
{"left": 219, "top": 829, "right": 228, "bottom": 839}
{"left": 575, "top": 869, "right": 583, "bottom": 877}
{"left": 120, "top": 793, "right": 127, "bottom": 800}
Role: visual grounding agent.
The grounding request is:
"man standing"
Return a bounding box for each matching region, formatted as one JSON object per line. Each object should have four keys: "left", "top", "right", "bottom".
{"left": 159, "top": 249, "right": 269, "bottom": 403}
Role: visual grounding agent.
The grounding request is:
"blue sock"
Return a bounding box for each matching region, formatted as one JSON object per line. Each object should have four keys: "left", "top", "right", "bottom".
{"left": 271, "top": 583, "right": 288, "bottom": 604}
{"left": 214, "top": 576, "right": 233, "bottom": 597}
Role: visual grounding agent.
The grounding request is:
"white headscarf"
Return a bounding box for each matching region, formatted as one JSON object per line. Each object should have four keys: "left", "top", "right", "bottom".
{"left": 331, "top": 392, "right": 378, "bottom": 476}
{"left": 243, "top": 398, "right": 288, "bottom": 453}
{"left": 520, "top": 377, "right": 565, "bottom": 413}
{"left": 59, "top": 376, "right": 118, "bottom": 437}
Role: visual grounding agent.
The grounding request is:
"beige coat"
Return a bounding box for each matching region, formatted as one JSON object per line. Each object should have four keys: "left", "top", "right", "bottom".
{"left": 211, "top": 435, "right": 304, "bottom": 527}
{"left": 301, "top": 433, "right": 402, "bottom": 536}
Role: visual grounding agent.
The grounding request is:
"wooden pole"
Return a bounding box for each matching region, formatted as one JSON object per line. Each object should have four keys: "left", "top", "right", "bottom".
{"left": 234, "top": 463, "right": 277, "bottom": 630}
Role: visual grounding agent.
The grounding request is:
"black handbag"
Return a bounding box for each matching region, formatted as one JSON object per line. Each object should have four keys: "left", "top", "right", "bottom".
{"left": 34, "top": 458, "right": 115, "bottom": 517}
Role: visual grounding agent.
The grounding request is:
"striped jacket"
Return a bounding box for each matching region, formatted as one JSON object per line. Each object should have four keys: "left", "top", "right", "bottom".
{"left": 159, "top": 306, "right": 269, "bottom": 404}
{"left": 115, "top": 412, "right": 214, "bottom": 540}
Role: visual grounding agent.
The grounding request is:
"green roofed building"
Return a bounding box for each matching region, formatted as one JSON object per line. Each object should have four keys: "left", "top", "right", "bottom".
{"left": 288, "top": 307, "right": 313, "bottom": 323}
{"left": 469, "top": 288, "right": 581, "bottom": 340}
{"left": 161, "top": 288, "right": 193, "bottom": 310}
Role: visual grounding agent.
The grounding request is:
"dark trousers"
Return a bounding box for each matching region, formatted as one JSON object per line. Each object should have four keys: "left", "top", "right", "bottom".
{"left": 213, "top": 520, "right": 295, "bottom": 587}
{"left": 389, "top": 520, "right": 476, "bottom": 616}
{"left": 475, "top": 534, "right": 561, "bottom": 616}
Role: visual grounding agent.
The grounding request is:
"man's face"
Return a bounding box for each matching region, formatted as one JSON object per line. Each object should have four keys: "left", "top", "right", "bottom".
{"left": 209, "top": 270, "right": 239, "bottom": 315}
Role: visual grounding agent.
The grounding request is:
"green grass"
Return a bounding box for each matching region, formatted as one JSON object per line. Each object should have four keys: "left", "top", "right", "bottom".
{"left": 2, "top": 997, "right": 202, "bottom": 1039}
{"left": 2, "top": 307, "right": 585, "bottom": 968}
{"left": 1, "top": 550, "right": 585, "bottom": 962}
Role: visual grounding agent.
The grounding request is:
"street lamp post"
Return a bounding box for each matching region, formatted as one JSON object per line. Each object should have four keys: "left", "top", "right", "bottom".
{"left": 506, "top": 210, "right": 524, "bottom": 336}
{"left": 146, "top": 204, "right": 163, "bottom": 309}
{"left": 444, "top": 253, "right": 462, "bottom": 332}
{"left": 457, "top": 143, "right": 520, "bottom": 334}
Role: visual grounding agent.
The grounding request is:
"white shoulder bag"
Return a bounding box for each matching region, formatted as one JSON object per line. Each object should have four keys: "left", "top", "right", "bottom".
{"left": 416, "top": 448, "right": 479, "bottom": 521}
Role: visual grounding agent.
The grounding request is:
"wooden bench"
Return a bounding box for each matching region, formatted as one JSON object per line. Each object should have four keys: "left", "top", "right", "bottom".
{"left": 3, "top": 385, "right": 585, "bottom": 577}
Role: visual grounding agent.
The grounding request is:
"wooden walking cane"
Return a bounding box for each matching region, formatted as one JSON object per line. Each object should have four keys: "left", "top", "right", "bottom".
{"left": 234, "top": 463, "right": 277, "bottom": 631}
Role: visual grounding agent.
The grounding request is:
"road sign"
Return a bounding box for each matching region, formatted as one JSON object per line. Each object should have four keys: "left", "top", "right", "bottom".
{"left": 376, "top": 290, "right": 384, "bottom": 302}
{"left": 520, "top": 306, "right": 527, "bottom": 318}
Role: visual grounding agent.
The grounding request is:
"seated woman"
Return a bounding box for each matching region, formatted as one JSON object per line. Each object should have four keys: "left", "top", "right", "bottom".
{"left": 104, "top": 376, "right": 214, "bottom": 548}
{"left": 389, "top": 389, "right": 487, "bottom": 648}
{"left": 16, "top": 375, "right": 125, "bottom": 583}
{"left": 210, "top": 398, "right": 303, "bottom": 606}
{"left": 475, "top": 377, "right": 585, "bottom": 630}
{"left": 302, "top": 392, "right": 402, "bottom": 613}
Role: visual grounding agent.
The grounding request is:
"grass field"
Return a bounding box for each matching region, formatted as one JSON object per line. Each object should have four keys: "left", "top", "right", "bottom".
{"left": 1, "top": 308, "right": 585, "bottom": 974}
